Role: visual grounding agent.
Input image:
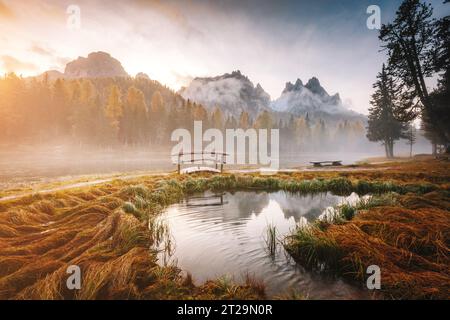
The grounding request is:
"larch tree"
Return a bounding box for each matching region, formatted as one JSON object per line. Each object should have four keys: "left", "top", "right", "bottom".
{"left": 122, "top": 87, "right": 148, "bottom": 145}
{"left": 104, "top": 84, "right": 123, "bottom": 143}
{"left": 51, "top": 79, "right": 70, "bottom": 136}
{"left": 149, "top": 90, "right": 166, "bottom": 145}
{"left": 211, "top": 106, "right": 224, "bottom": 130}
{"left": 239, "top": 111, "right": 250, "bottom": 129}
{"left": 253, "top": 110, "right": 273, "bottom": 130}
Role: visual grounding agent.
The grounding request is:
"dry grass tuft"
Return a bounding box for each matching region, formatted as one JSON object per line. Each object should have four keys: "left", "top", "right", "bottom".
{"left": 0, "top": 159, "right": 448, "bottom": 300}
{"left": 286, "top": 191, "right": 450, "bottom": 299}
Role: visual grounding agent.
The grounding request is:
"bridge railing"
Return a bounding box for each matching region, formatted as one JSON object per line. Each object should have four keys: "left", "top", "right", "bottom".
{"left": 172, "top": 151, "right": 229, "bottom": 174}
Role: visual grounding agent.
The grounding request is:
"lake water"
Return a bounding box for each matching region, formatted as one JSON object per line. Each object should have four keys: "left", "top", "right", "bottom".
{"left": 156, "top": 191, "right": 371, "bottom": 299}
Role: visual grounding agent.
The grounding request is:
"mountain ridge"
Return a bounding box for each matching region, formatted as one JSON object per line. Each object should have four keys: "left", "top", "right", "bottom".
{"left": 179, "top": 70, "right": 271, "bottom": 119}
{"left": 37, "top": 51, "right": 129, "bottom": 81}
{"left": 180, "top": 70, "right": 365, "bottom": 121}
{"left": 36, "top": 51, "right": 365, "bottom": 121}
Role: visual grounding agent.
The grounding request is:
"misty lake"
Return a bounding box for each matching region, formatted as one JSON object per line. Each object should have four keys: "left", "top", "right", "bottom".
{"left": 155, "top": 191, "right": 371, "bottom": 299}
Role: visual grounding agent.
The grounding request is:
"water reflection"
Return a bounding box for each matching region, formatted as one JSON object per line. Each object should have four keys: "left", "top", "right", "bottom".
{"left": 156, "top": 191, "right": 370, "bottom": 299}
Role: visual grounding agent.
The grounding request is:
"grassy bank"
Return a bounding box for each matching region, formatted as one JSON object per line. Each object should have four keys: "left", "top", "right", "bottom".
{"left": 0, "top": 159, "right": 448, "bottom": 299}
{"left": 285, "top": 190, "right": 450, "bottom": 299}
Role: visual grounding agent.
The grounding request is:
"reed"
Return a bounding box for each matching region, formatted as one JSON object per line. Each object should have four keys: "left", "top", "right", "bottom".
{"left": 0, "top": 159, "right": 447, "bottom": 299}
{"left": 264, "top": 224, "right": 278, "bottom": 257}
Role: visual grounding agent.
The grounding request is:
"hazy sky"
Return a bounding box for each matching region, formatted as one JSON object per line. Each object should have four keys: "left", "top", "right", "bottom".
{"left": 0, "top": 0, "right": 448, "bottom": 114}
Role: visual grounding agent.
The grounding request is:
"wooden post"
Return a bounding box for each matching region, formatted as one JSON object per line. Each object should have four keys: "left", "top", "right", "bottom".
{"left": 215, "top": 152, "right": 218, "bottom": 170}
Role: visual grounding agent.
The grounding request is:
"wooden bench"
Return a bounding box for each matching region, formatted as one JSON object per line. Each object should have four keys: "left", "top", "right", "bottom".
{"left": 310, "top": 161, "right": 343, "bottom": 167}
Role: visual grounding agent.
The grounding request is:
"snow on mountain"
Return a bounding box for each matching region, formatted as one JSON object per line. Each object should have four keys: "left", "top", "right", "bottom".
{"left": 181, "top": 71, "right": 364, "bottom": 122}
{"left": 179, "top": 70, "right": 271, "bottom": 118}
{"left": 271, "top": 77, "right": 356, "bottom": 120}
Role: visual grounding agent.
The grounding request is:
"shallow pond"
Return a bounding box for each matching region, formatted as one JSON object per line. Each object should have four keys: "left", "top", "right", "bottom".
{"left": 155, "top": 191, "right": 371, "bottom": 299}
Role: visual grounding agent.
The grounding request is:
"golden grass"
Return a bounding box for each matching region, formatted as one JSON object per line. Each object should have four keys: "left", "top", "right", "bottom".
{"left": 0, "top": 158, "right": 448, "bottom": 299}
{"left": 0, "top": 177, "right": 265, "bottom": 300}
{"left": 286, "top": 191, "right": 450, "bottom": 299}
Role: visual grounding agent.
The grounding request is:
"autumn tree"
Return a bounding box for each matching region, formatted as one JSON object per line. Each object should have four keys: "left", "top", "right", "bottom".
{"left": 104, "top": 84, "right": 122, "bottom": 143}
{"left": 294, "top": 116, "right": 311, "bottom": 149}
{"left": 313, "top": 118, "right": 327, "bottom": 149}
{"left": 239, "top": 111, "right": 250, "bottom": 129}
{"left": 121, "top": 87, "right": 148, "bottom": 145}
{"left": 149, "top": 90, "right": 166, "bottom": 145}
{"left": 0, "top": 73, "right": 27, "bottom": 143}
{"left": 71, "top": 79, "right": 98, "bottom": 145}
{"left": 50, "top": 79, "right": 71, "bottom": 136}
{"left": 211, "top": 106, "right": 224, "bottom": 130}
{"left": 192, "top": 103, "right": 208, "bottom": 122}
{"left": 253, "top": 110, "right": 273, "bottom": 130}
{"left": 225, "top": 115, "right": 237, "bottom": 129}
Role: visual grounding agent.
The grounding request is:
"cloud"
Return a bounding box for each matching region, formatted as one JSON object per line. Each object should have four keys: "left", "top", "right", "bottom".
{"left": 0, "top": 1, "right": 14, "bottom": 19}
{"left": 30, "top": 44, "right": 70, "bottom": 69}
{"left": 30, "top": 44, "right": 54, "bottom": 56}
{"left": 1, "top": 55, "right": 37, "bottom": 73}
{"left": 55, "top": 56, "right": 71, "bottom": 66}
{"left": 132, "top": 0, "right": 203, "bottom": 37}
{"left": 171, "top": 70, "right": 194, "bottom": 88}
{"left": 134, "top": 0, "right": 187, "bottom": 25}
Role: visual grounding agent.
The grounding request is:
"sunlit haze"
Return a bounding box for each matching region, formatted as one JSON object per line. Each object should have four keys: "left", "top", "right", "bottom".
{"left": 0, "top": 0, "right": 448, "bottom": 114}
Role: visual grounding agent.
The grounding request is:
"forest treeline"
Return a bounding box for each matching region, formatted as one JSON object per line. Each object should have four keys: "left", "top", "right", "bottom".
{"left": 0, "top": 74, "right": 367, "bottom": 151}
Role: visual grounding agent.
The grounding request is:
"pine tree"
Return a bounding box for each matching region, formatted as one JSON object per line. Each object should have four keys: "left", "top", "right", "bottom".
{"left": 405, "top": 123, "right": 417, "bottom": 157}
{"left": 426, "top": 1, "right": 450, "bottom": 152}
{"left": 379, "top": 0, "right": 437, "bottom": 122}
{"left": 367, "top": 65, "right": 407, "bottom": 158}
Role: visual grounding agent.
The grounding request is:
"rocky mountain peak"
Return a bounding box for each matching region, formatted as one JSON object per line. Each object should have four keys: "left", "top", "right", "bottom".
{"left": 179, "top": 71, "right": 271, "bottom": 118}
{"left": 271, "top": 76, "right": 362, "bottom": 121}
{"left": 283, "top": 78, "right": 304, "bottom": 93}
{"left": 305, "top": 77, "right": 328, "bottom": 97}
{"left": 64, "top": 51, "right": 128, "bottom": 78}
{"left": 136, "top": 72, "right": 150, "bottom": 79}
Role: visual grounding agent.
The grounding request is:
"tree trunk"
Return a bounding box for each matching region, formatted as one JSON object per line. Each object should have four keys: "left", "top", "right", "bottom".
{"left": 432, "top": 143, "right": 437, "bottom": 156}
{"left": 389, "top": 141, "right": 394, "bottom": 158}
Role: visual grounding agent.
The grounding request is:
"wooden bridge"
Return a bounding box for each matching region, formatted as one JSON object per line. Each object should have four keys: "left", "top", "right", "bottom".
{"left": 173, "top": 151, "right": 228, "bottom": 174}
